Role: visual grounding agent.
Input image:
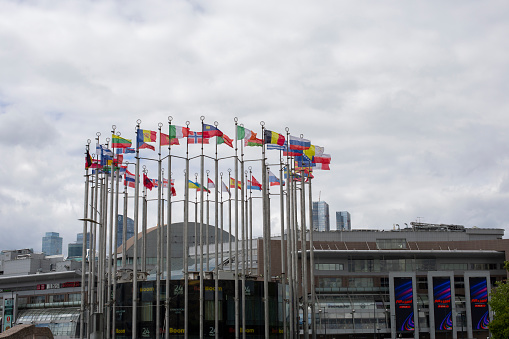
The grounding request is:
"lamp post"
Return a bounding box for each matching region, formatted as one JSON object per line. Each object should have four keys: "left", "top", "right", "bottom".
{"left": 351, "top": 309, "right": 356, "bottom": 331}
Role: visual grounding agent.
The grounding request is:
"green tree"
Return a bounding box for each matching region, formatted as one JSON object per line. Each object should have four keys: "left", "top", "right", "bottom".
{"left": 488, "top": 261, "right": 509, "bottom": 339}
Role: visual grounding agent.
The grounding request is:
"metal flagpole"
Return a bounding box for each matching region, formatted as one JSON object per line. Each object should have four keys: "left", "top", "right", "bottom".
{"left": 142, "top": 165, "right": 147, "bottom": 274}
{"left": 80, "top": 141, "right": 91, "bottom": 339}
{"left": 156, "top": 122, "right": 163, "bottom": 339}
{"left": 248, "top": 168, "right": 253, "bottom": 275}
{"left": 122, "top": 164, "right": 128, "bottom": 269}
{"left": 112, "top": 136, "right": 121, "bottom": 339}
{"left": 194, "top": 173, "right": 198, "bottom": 270}
{"left": 206, "top": 170, "right": 210, "bottom": 272}
{"left": 240, "top": 126, "right": 246, "bottom": 339}
{"left": 234, "top": 118, "right": 240, "bottom": 339}
{"left": 100, "top": 139, "right": 108, "bottom": 319}
{"left": 292, "top": 159, "right": 300, "bottom": 337}
{"left": 228, "top": 169, "right": 232, "bottom": 272}
{"left": 300, "top": 170, "right": 309, "bottom": 339}
{"left": 165, "top": 116, "right": 174, "bottom": 339}
{"left": 220, "top": 172, "right": 224, "bottom": 268}
{"left": 308, "top": 176, "right": 316, "bottom": 339}
{"left": 279, "top": 154, "right": 287, "bottom": 339}
{"left": 261, "top": 122, "right": 270, "bottom": 339}
{"left": 183, "top": 120, "right": 190, "bottom": 339}
{"left": 107, "top": 127, "right": 116, "bottom": 339}
{"left": 285, "top": 128, "right": 295, "bottom": 337}
{"left": 199, "top": 116, "right": 205, "bottom": 339}
{"left": 214, "top": 122, "right": 219, "bottom": 339}
{"left": 90, "top": 132, "right": 100, "bottom": 338}
{"left": 132, "top": 120, "right": 141, "bottom": 339}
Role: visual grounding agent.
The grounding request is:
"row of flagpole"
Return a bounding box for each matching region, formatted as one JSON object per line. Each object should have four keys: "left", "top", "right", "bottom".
{"left": 81, "top": 117, "right": 331, "bottom": 339}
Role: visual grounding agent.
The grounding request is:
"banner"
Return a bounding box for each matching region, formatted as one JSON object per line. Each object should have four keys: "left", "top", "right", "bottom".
{"left": 394, "top": 277, "right": 415, "bottom": 332}
{"left": 469, "top": 277, "right": 489, "bottom": 330}
{"left": 433, "top": 277, "right": 453, "bottom": 331}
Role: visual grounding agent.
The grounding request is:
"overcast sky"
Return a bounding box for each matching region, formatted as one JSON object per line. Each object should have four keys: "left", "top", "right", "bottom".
{"left": 1, "top": 0, "right": 508, "bottom": 255}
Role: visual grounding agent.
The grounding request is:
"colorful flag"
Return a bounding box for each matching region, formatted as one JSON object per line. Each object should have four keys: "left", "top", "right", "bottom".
{"left": 143, "top": 173, "right": 154, "bottom": 190}
{"left": 217, "top": 134, "right": 233, "bottom": 148}
{"left": 267, "top": 141, "right": 287, "bottom": 151}
{"left": 248, "top": 176, "right": 262, "bottom": 190}
{"left": 137, "top": 129, "right": 157, "bottom": 150}
{"left": 188, "top": 180, "right": 210, "bottom": 193}
{"left": 264, "top": 130, "right": 285, "bottom": 146}
{"left": 85, "top": 151, "right": 93, "bottom": 169}
{"left": 229, "top": 177, "right": 241, "bottom": 189}
{"left": 111, "top": 135, "right": 132, "bottom": 148}
{"left": 313, "top": 153, "right": 331, "bottom": 165}
{"left": 314, "top": 163, "right": 330, "bottom": 170}
{"left": 160, "top": 132, "right": 180, "bottom": 146}
{"left": 222, "top": 181, "right": 230, "bottom": 196}
{"left": 116, "top": 147, "right": 135, "bottom": 154}
{"left": 187, "top": 131, "right": 210, "bottom": 144}
{"left": 268, "top": 170, "right": 281, "bottom": 186}
{"left": 96, "top": 144, "right": 113, "bottom": 157}
{"left": 139, "top": 143, "right": 155, "bottom": 151}
{"left": 208, "top": 178, "right": 215, "bottom": 189}
{"left": 202, "top": 124, "right": 223, "bottom": 138}
{"left": 245, "top": 133, "right": 263, "bottom": 147}
{"left": 283, "top": 149, "right": 303, "bottom": 157}
{"left": 169, "top": 125, "right": 190, "bottom": 139}
{"left": 289, "top": 135, "right": 311, "bottom": 150}
{"left": 237, "top": 126, "right": 254, "bottom": 140}
{"left": 295, "top": 154, "right": 313, "bottom": 168}
{"left": 124, "top": 170, "right": 136, "bottom": 188}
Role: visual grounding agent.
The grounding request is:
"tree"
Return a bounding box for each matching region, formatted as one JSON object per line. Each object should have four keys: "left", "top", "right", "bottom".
{"left": 488, "top": 261, "right": 509, "bottom": 339}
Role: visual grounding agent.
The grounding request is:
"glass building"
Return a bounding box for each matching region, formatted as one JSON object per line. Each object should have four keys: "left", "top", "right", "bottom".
{"left": 335, "top": 211, "right": 351, "bottom": 231}
{"left": 117, "top": 215, "right": 135, "bottom": 248}
{"left": 42, "top": 232, "right": 62, "bottom": 256}
{"left": 68, "top": 232, "right": 91, "bottom": 260}
{"left": 312, "top": 201, "right": 330, "bottom": 232}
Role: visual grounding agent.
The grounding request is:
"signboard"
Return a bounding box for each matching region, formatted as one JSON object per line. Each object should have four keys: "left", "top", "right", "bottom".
{"left": 394, "top": 277, "right": 414, "bottom": 332}
{"left": 433, "top": 277, "right": 452, "bottom": 331}
{"left": 469, "top": 277, "right": 489, "bottom": 330}
{"left": 2, "top": 298, "right": 14, "bottom": 332}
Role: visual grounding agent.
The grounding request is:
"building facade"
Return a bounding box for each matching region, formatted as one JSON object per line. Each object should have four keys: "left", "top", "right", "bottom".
{"left": 335, "top": 211, "right": 351, "bottom": 231}
{"left": 41, "top": 232, "right": 62, "bottom": 256}
{"left": 117, "top": 215, "right": 135, "bottom": 248}
{"left": 313, "top": 201, "right": 330, "bottom": 232}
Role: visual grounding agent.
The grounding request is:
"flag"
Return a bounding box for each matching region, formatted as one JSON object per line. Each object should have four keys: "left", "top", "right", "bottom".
{"left": 217, "top": 134, "right": 233, "bottom": 148}
{"left": 143, "top": 173, "right": 154, "bottom": 191}
{"left": 188, "top": 180, "right": 210, "bottom": 193}
{"left": 314, "top": 163, "right": 330, "bottom": 170}
{"left": 96, "top": 144, "right": 113, "bottom": 157}
{"left": 229, "top": 177, "right": 241, "bottom": 189}
{"left": 208, "top": 178, "right": 215, "bottom": 189}
{"left": 85, "top": 151, "right": 93, "bottom": 169}
{"left": 289, "top": 135, "right": 311, "bottom": 151}
{"left": 137, "top": 129, "right": 157, "bottom": 150}
{"left": 237, "top": 126, "right": 254, "bottom": 140}
{"left": 268, "top": 170, "right": 281, "bottom": 186}
{"left": 88, "top": 158, "right": 102, "bottom": 169}
{"left": 124, "top": 170, "right": 136, "bottom": 188}
{"left": 111, "top": 135, "right": 132, "bottom": 148}
{"left": 187, "top": 131, "right": 210, "bottom": 144}
{"left": 264, "top": 130, "right": 285, "bottom": 146}
{"left": 295, "top": 154, "right": 313, "bottom": 168}
{"left": 313, "top": 153, "right": 331, "bottom": 165}
{"left": 222, "top": 181, "right": 230, "bottom": 196}
{"left": 169, "top": 125, "right": 190, "bottom": 139}
{"left": 247, "top": 176, "right": 262, "bottom": 191}
{"left": 283, "top": 149, "right": 303, "bottom": 157}
{"left": 150, "top": 179, "right": 159, "bottom": 187}
{"left": 267, "top": 141, "right": 287, "bottom": 151}
{"left": 160, "top": 132, "right": 180, "bottom": 146}
{"left": 202, "top": 124, "right": 223, "bottom": 138}
{"left": 116, "top": 147, "right": 135, "bottom": 154}
{"left": 245, "top": 133, "right": 263, "bottom": 147}
{"left": 163, "top": 178, "right": 169, "bottom": 188}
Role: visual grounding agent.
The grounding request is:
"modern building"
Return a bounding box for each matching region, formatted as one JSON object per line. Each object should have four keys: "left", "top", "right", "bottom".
{"left": 313, "top": 201, "right": 330, "bottom": 232}
{"left": 67, "top": 232, "right": 91, "bottom": 260}
{"left": 335, "top": 211, "right": 351, "bottom": 231}
{"left": 41, "top": 232, "right": 62, "bottom": 256}
{"left": 117, "top": 215, "right": 135, "bottom": 248}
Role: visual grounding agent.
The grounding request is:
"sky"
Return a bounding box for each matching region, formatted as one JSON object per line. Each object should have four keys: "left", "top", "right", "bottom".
{"left": 1, "top": 0, "right": 509, "bottom": 256}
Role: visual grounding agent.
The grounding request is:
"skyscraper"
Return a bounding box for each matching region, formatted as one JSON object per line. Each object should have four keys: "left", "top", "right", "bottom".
{"left": 42, "top": 232, "right": 63, "bottom": 256}
{"left": 312, "top": 201, "right": 330, "bottom": 231}
{"left": 67, "top": 232, "right": 91, "bottom": 260}
{"left": 117, "top": 215, "right": 135, "bottom": 248}
{"left": 336, "top": 211, "right": 351, "bottom": 231}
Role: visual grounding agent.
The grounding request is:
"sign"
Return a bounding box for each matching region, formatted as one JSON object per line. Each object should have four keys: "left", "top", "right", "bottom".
{"left": 394, "top": 277, "right": 414, "bottom": 332}
{"left": 433, "top": 277, "right": 452, "bottom": 331}
{"left": 2, "top": 298, "right": 14, "bottom": 332}
{"left": 470, "top": 277, "right": 489, "bottom": 330}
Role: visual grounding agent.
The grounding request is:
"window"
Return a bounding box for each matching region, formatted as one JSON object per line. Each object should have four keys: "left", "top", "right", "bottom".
{"left": 376, "top": 239, "right": 407, "bottom": 249}
{"left": 318, "top": 278, "right": 342, "bottom": 289}
{"left": 49, "top": 294, "right": 66, "bottom": 303}
{"left": 315, "top": 263, "right": 344, "bottom": 271}
{"left": 470, "top": 263, "right": 498, "bottom": 270}
{"left": 440, "top": 263, "right": 468, "bottom": 270}
{"left": 68, "top": 293, "right": 81, "bottom": 302}
{"left": 349, "top": 259, "right": 375, "bottom": 272}
{"left": 348, "top": 278, "right": 374, "bottom": 288}
{"left": 31, "top": 295, "right": 46, "bottom": 304}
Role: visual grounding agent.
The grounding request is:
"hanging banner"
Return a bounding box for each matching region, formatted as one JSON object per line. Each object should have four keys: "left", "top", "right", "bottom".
{"left": 469, "top": 277, "right": 489, "bottom": 330}
{"left": 433, "top": 277, "right": 453, "bottom": 331}
{"left": 394, "top": 277, "right": 415, "bottom": 332}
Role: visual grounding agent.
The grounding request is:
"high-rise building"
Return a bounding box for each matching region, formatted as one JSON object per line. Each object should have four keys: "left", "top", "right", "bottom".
{"left": 67, "top": 232, "right": 91, "bottom": 260}
{"left": 336, "top": 211, "right": 351, "bottom": 231}
{"left": 312, "top": 201, "right": 330, "bottom": 231}
{"left": 117, "top": 215, "right": 135, "bottom": 248}
{"left": 42, "top": 232, "right": 62, "bottom": 256}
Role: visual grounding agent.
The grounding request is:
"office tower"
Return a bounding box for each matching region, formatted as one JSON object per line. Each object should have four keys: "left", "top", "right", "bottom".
{"left": 68, "top": 232, "right": 91, "bottom": 259}
{"left": 116, "top": 215, "right": 135, "bottom": 248}
{"left": 312, "top": 201, "right": 330, "bottom": 231}
{"left": 42, "top": 232, "right": 63, "bottom": 256}
{"left": 336, "top": 211, "right": 351, "bottom": 231}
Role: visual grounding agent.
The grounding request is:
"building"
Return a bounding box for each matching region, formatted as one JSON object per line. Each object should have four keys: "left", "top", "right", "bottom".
{"left": 67, "top": 232, "right": 91, "bottom": 260}
{"left": 41, "top": 232, "right": 62, "bottom": 256}
{"left": 117, "top": 215, "right": 135, "bottom": 248}
{"left": 263, "top": 222, "right": 506, "bottom": 339}
{"left": 335, "top": 211, "right": 351, "bottom": 231}
{"left": 313, "top": 201, "right": 330, "bottom": 232}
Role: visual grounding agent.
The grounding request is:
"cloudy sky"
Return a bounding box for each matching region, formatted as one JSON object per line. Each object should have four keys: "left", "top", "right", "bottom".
{"left": 1, "top": 0, "right": 508, "bottom": 255}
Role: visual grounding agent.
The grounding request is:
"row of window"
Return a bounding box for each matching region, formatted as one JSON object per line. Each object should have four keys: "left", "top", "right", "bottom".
{"left": 345, "top": 259, "right": 502, "bottom": 273}
{"left": 17, "top": 293, "right": 81, "bottom": 306}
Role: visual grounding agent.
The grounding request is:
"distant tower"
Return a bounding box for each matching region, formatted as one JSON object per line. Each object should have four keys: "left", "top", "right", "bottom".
{"left": 312, "top": 201, "right": 330, "bottom": 231}
{"left": 68, "top": 232, "right": 91, "bottom": 259}
{"left": 117, "top": 215, "right": 135, "bottom": 248}
{"left": 42, "top": 232, "right": 63, "bottom": 256}
{"left": 336, "top": 211, "right": 351, "bottom": 231}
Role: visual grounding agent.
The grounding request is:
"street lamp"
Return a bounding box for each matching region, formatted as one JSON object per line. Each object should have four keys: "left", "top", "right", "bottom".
{"left": 351, "top": 309, "right": 356, "bottom": 331}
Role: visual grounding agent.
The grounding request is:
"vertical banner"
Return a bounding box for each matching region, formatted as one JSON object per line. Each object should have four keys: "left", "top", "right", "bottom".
{"left": 2, "top": 298, "right": 14, "bottom": 332}
{"left": 394, "top": 277, "right": 415, "bottom": 332}
{"left": 469, "top": 277, "right": 490, "bottom": 330}
{"left": 433, "top": 277, "right": 453, "bottom": 331}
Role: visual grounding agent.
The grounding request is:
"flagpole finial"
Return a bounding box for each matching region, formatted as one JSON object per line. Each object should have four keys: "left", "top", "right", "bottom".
{"left": 228, "top": 168, "right": 231, "bottom": 174}
{"left": 87, "top": 139, "right": 91, "bottom": 145}
{"left": 220, "top": 172, "right": 223, "bottom": 178}
{"left": 168, "top": 116, "right": 173, "bottom": 122}
{"left": 195, "top": 173, "right": 198, "bottom": 180}
{"left": 206, "top": 170, "right": 210, "bottom": 175}
{"left": 142, "top": 165, "right": 147, "bottom": 173}
{"left": 248, "top": 166, "right": 252, "bottom": 171}
{"left": 214, "top": 121, "right": 218, "bottom": 127}
{"left": 186, "top": 120, "right": 190, "bottom": 127}
{"left": 117, "top": 131, "right": 121, "bottom": 136}
{"left": 285, "top": 127, "right": 289, "bottom": 132}
{"left": 106, "top": 137, "right": 110, "bottom": 143}
{"left": 96, "top": 132, "right": 101, "bottom": 137}
{"left": 200, "top": 116, "right": 205, "bottom": 121}
{"left": 112, "top": 125, "right": 116, "bottom": 131}
{"left": 158, "top": 122, "right": 163, "bottom": 129}
{"left": 300, "top": 134, "right": 304, "bottom": 138}
{"left": 183, "top": 169, "right": 186, "bottom": 175}
{"left": 260, "top": 121, "right": 265, "bottom": 127}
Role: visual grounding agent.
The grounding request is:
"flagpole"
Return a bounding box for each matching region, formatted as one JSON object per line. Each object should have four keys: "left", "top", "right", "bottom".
{"left": 234, "top": 117, "right": 240, "bottom": 339}
{"left": 261, "top": 121, "right": 270, "bottom": 339}
{"left": 194, "top": 173, "right": 198, "bottom": 270}
{"left": 80, "top": 141, "right": 91, "bottom": 339}
{"left": 132, "top": 120, "right": 141, "bottom": 339}
{"left": 292, "top": 157, "right": 300, "bottom": 337}
{"left": 183, "top": 120, "right": 190, "bottom": 339}
{"left": 156, "top": 122, "right": 163, "bottom": 339}
{"left": 112, "top": 132, "right": 122, "bottom": 339}
{"left": 300, "top": 163, "right": 309, "bottom": 339}
{"left": 199, "top": 116, "right": 205, "bottom": 339}
{"left": 279, "top": 153, "right": 287, "bottom": 339}
{"left": 90, "top": 132, "right": 100, "bottom": 338}
{"left": 165, "top": 116, "right": 174, "bottom": 339}
{"left": 248, "top": 167, "right": 253, "bottom": 274}
{"left": 240, "top": 124, "right": 246, "bottom": 339}
{"left": 228, "top": 169, "right": 232, "bottom": 272}
{"left": 214, "top": 121, "right": 220, "bottom": 339}
{"left": 122, "top": 162, "right": 128, "bottom": 269}
{"left": 142, "top": 165, "right": 148, "bottom": 274}
{"left": 308, "top": 176, "right": 316, "bottom": 339}
{"left": 206, "top": 170, "right": 210, "bottom": 272}
{"left": 220, "top": 172, "right": 224, "bottom": 268}
{"left": 107, "top": 127, "right": 116, "bottom": 339}
{"left": 285, "top": 128, "right": 294, "bottom": 338}
{"left": 100, "top": 138, "right": 109, "bottom": 323}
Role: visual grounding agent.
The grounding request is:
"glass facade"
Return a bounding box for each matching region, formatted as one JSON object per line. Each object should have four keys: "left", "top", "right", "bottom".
{"left": 117, "top": 215, "right": 135, "bottom": 248}
{"left": 335, "top": 211, "right": 351, "bottom": 231}
{"left": 42, "top": 232, "right": 63, "bottom": 256}
{"left": 312, "top": 201, "right": 330, "bottom": 232}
